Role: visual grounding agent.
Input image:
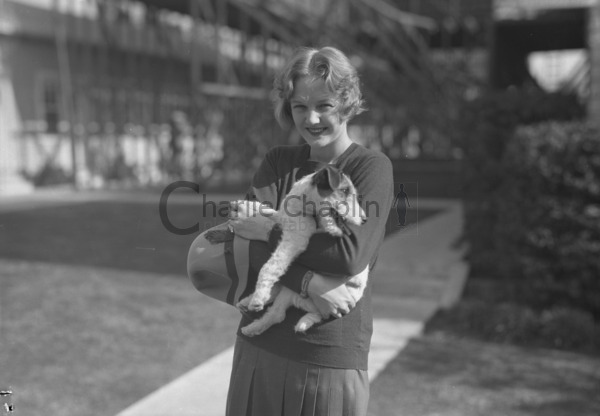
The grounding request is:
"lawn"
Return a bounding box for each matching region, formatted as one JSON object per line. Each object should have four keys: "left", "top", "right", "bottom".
{"left": 0, "top": 198, "right": 431, "bottom": 276}
{"left": 369, "top": 333, "right": 600, "bottom": 416}
{"left": 0, "top": 195, "right": 440, "bottom": 416}
{"left": 0, "top": 260, "right": 240, "bottom": 416}
{"left": 0, "top": 200, "right": 214, "bottom": 276}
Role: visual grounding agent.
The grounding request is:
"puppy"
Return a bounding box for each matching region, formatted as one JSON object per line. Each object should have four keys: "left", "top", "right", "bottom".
{"left": 231, "top": 166, "right": 369, "bottom": 336}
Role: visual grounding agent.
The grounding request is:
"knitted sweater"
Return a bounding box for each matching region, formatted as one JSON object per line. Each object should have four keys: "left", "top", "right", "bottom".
{"left": 238, "top": 142, "right": 394, "bottom": 370}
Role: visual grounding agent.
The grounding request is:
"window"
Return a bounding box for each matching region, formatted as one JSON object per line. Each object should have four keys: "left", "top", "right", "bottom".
{"left": 36, "top": 74, "right": 61, "bottom": 133}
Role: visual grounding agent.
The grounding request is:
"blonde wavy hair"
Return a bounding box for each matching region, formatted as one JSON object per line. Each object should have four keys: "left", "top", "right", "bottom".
{"left": 271, "top": 46, "right": 366, "bottom": 129}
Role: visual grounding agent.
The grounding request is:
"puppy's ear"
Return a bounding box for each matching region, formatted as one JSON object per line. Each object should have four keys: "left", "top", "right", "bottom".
{"left": 313, "top": 166, "right": 342, "bottom": 196}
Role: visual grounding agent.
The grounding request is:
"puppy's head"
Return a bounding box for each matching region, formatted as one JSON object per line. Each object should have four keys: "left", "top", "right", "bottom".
{"left": 311, "top": 166, "right": 366, "bottom": 226}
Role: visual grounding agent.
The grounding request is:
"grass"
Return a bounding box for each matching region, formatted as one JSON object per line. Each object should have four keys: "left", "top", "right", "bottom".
{"left": 0, "top": 198, "right": 432, "bottom": 276}
{"left": 368, "top": 333, "right": 600, "bottom": 416}
{"left": 0, "top": 259, "right": 241, "bottom": 416}
{"left": 0, "top": 195, "right": 440, "bottom": 416}
{"left": 0, "top": 200, "right": 211, "bottom": 276}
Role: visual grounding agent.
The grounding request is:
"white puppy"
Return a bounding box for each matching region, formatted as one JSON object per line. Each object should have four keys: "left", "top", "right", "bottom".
{"left": 231, "top": 166, "right": 369, "bottom": 336}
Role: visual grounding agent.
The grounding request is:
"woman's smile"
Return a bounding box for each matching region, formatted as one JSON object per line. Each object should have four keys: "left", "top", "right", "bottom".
{"left": 306, "top": 127, "right": 328, "bottom": 136}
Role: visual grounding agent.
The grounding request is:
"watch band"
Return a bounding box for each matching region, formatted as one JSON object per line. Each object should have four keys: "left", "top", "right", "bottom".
{"left": 300, "top": 270, "right": 314, "bottom": 298}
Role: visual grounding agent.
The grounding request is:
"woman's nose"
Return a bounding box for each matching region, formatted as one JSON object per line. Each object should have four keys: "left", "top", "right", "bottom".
{"left": 307, "top": 110, "right": 320, "bottom": 124}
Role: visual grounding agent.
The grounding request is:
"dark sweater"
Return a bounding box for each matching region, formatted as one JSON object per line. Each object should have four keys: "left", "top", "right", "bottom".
{"left": 237, "top": 142, "right": 394, "bottom": 370}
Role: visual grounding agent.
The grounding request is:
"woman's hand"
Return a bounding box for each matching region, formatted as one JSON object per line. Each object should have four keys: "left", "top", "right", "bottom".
{"left": 307, "top": 273, "right": 357, "bottom": 319}
{"left": 228, "top": 216, "right": 275, "bottom": 242}
{"left": 228, "top": 200, "right": 279, "bottom": 242}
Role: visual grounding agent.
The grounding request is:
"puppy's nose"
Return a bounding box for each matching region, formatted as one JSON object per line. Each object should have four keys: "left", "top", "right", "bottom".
{"left": 361, "top": 217, "right": 367, "bottom": 224}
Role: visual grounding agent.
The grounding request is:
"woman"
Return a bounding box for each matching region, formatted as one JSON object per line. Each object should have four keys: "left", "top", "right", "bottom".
{"left": 194, "top": 46, "right": 393, "bottom": 416}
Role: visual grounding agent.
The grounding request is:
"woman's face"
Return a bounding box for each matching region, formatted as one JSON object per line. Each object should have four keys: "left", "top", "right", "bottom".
{"left": 290, "top": 76, "right": 347, "bottom": 149}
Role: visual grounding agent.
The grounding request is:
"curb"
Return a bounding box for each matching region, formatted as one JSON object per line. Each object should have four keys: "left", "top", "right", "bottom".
{"left": 439, "top": 262, "right": 470, "bottom": 310}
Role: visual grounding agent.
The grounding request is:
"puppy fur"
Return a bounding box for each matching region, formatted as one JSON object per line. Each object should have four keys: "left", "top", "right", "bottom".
{"left": 232, "top": 166, "right": 369, "bottom": 336}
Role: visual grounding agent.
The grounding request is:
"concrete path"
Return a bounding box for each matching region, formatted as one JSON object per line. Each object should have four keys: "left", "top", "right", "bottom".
{"left": 114, "top": 198, "right": 468, "bottom": 416}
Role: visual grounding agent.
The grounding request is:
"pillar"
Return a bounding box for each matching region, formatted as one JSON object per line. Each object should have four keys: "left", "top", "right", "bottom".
{"left": 0, "top": 15, "right": 34, "bottom": 195}
{"left": 589, "top": 0, "right": 600, "bottom": 126}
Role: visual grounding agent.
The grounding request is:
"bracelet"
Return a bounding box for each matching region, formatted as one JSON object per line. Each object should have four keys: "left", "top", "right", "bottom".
{"left": 300, "top": 270, "right": 314, "bottom": 298}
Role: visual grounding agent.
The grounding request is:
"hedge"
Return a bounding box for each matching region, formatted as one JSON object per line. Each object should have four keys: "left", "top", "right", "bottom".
{"left": 497, "top": 122, "right": 600, "bottom": 317}
{"left": 457, "top": 89, "right": 600, "bottom": 320}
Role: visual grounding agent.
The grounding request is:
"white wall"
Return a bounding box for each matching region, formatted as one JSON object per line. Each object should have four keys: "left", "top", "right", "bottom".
{"left": 0, "top": 50, "right": 34, "bottom": 195}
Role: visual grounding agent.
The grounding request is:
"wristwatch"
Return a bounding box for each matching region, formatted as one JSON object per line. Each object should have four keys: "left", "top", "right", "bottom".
{"left": 300, "top": 270, "right": 314, "bottom": 298}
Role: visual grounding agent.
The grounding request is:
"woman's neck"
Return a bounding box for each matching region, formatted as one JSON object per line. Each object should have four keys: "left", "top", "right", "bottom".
{"left": 309, "top": 136, "right": 353, "bottom": 165}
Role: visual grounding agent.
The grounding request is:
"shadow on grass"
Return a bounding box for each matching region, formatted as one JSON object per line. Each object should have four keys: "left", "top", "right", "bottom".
{"left": 0, "top": 200, "right": 442, "bottom": 275}
{"left": 369, "top": 335, "right": 600, "bottom": 416}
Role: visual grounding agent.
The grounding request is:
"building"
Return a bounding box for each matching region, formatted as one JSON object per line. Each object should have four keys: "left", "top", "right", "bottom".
{"left": 392, "top": 0, "right": 599, "bottom": 117}
{"left": 0, "top": 0, "right": 441, "bottom": 194}
{"left": 2, "top": 0, "right": 598, "bottom": 195}
{"left": 0, "top": 0, "right": 287, "bottom": 194}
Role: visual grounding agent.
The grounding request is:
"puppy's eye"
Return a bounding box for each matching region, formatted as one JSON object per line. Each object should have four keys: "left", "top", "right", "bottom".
{"left": 341, "top": 187, "right": 350, "bottom": 195}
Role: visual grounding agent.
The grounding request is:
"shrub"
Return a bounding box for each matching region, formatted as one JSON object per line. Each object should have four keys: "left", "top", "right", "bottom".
{"left": 25, "top": 162, "right": 73, "bottom": 187}
{"left": 103, "top": 153, "right": 136, "bottom": 182}
{"left": 498, "top": 122, "right": 600, "bottom": 317}
{"left": 427, "top": 300, "right": 600, "bottom": 355}
{"left": 457, "top": 88, "right": 600, "bottom": 322}
{"left": 539, "top": 307, "right": 599, "bottom": 350}
{"left": 457, "top": 89, "right": 585, "bottom": 277}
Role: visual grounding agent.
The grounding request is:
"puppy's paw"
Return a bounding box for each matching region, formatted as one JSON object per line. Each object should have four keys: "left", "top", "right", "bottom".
{"left": 294, "top": 322, "right": 309, "bottom": 333}
{"left": 327, "top": 227, "right": 344, "bottom": 237}
{"left": 320, "top": 216, "right": 345, "bottom": 237}
{"left": 236, "top": 296, "right": 251, "bottom": 313}
{"left": 241, "top": 323, "right": 263, "bottom": 337}
{"left": 247, "top": 289, "right": 271, "bottom": 312}
{"left": 247, "top": 297, "right": 265, "bottom": 312}
{"left": 240, "top": 325, "right": 255, "bottom": 337}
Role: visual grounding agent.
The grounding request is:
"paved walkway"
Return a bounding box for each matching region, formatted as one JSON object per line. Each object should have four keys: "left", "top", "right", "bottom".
{"left": 112, "top": 197, "right": 468, "bottom": 416}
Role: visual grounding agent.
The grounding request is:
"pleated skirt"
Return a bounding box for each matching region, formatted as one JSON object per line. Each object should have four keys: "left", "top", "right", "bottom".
{"left": 226, "top": 337, "right": 369, "bottom": 416}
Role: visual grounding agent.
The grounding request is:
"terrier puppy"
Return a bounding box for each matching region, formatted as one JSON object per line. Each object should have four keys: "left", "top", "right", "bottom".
{"left": 231, "top": 165, "right": 369, "bottom": 336}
